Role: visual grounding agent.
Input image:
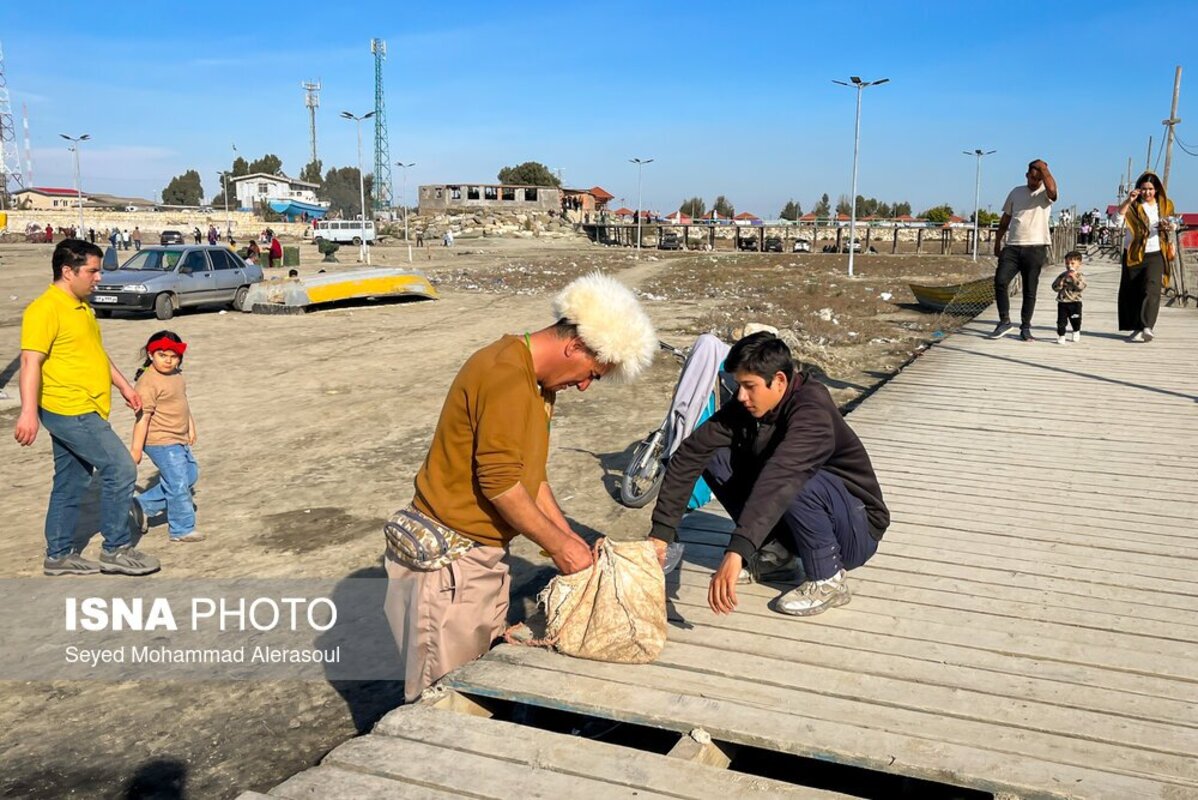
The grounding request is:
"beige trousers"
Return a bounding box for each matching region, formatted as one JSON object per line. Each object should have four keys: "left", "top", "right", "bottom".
{"left": 383, "top": 545, "right": 510, "bottom": 703}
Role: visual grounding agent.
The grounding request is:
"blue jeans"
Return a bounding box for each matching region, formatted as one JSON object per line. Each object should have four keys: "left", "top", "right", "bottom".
{"left": 704, "top": 448, "right": 877, "bottom": 581}
{"left": 137, "top": 444, "right": 199, "bottom": 538}
{"left": 38, "top": 409, "right": 137, "bottom": 559}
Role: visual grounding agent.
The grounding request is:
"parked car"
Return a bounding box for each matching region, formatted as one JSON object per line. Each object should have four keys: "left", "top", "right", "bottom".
{"left": 160, "top": 230, "right": 185, "bottom": 245}
{"left": 792, "top": 238, "right": 812, "bottom": 253}
{"left": 658, "top": 231, "right": 682, "bottom": 250}
{"left": 91, "top": 245, "right": 264, "bottom": 320}
{"left": 736, "top": 236, "right": 759, "bottom": 252}
{"left": 763, "top": 236, "right": 783, "bottom": 253}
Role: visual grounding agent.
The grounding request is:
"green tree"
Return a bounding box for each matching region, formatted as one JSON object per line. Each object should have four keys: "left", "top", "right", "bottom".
{"left": 231, "top": 156, "right": 250, "bottom": 177}
{"left": 779, "top": 199, "right": 802, "bottom": 221}
{"left": 813, "top": 193, "right": 831, "bottom": 218}
{"left": 893, "top": 201, "right": 912, "bottom": 217}
{"left": 299, "top": 159, "right": 323, "bottom": 185}
{"left": 161, "top": 170, "right": 203, "bottom": 206}
{"left": 877, "top": 202, "right": 893, "bottom": 218}
{"left": 680, "top": 196, "right": 706, "bottom": 217}
{"left": 713, "top": 195, "right": 735, "bottom": 219}
{"left": 973, "top": 209, "right": 1002, "bottom": 226}
{"left": 835, "top": 194, "right": 852, "bottom": 216}
{"left": 248, "top": 154, "right": 283, "bottom": 175}
{"left": 497, "top": 161, "right": 560, "bottom": 186}
{"left": 319, "top": 166, "right": 374, "bottom": 217}
{"left": 921, "top": 204, "right": 955, "bottom": 223}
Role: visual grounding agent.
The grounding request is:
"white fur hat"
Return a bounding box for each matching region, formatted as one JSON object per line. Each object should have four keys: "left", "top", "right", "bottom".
{"left": 552, "top": 272, "right": 657, "bottom": 384}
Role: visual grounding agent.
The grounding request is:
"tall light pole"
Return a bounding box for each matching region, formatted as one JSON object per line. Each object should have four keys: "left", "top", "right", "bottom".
{"left": 216, "top": 170, "right": 231, "bottom": 242}
{"left": 832, "top": 76, "right": 888, "bottom": 277}
{"left": 59, "top": 133, "right": 89, "bottom": 236}
{"left": 395, "top": 161, "right": 414, "bottom": 263}
{"left": 963, "top": 149, "right": 996, "bottom": 262}
{"left": 341, "top": 110, "right": 375, "bottom": 264}
{"left": 629, "top": 157, "right": 653, "bottom": 259}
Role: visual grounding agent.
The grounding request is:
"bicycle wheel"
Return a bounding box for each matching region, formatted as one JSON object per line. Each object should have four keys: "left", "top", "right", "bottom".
{"left": 619, "top": 429, "right": 667, "bottom": 508}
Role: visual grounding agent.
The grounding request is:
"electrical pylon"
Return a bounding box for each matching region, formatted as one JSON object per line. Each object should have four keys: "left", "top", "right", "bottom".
{"left": 370, "top": 38, "right": 392, "bottom": 213}
{"left": 0, "top": 41, "right": 27, "bottom": 210}
{"left": 301, "top": 80, "right": 321, "bottom": 171}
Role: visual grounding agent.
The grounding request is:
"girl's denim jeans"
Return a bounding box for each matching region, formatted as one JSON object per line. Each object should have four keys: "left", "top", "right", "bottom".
{"left": 137, "top": 444, "right": 199, "bottom": 538}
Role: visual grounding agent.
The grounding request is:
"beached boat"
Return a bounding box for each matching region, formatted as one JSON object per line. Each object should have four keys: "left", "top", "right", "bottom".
{"left": 245, "top": 267, "right": 438, "bottom": 313}
{"left": 908, "top": 277, "right": 994, "bottom": 312}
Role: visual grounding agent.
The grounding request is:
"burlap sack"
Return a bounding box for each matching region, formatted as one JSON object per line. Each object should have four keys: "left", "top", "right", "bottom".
{"left": 537, "top": 538, "right": 667, "bottom": 663}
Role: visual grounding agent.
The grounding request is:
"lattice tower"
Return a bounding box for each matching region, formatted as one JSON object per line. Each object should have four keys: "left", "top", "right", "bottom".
{"left": 302, "top": 80, "right": 321, "bottom": 169}
{"left": 0, "top": 42, "right": 27, "bottom": 210}
{"left": 370, "top": 38, "right": 392, "bottom": 212}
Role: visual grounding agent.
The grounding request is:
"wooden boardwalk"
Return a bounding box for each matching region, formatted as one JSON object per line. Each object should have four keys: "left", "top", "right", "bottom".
{"left": 244, "top": 256, "right": 1198, "bottom": 799}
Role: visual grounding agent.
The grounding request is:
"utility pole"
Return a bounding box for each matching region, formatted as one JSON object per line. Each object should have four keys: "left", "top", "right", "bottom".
{"left": 833, "top": 76, "right": 889, "bottom": 278}
{"left": 1146, "top": 135, "right": 1153, "bottom": 172}
{"left": 60, "top": 133, "right": 89, "bottom": 236}
{"left": 0, "top": 41, "right": 26, "bottom": 209}
{"left": 341, "top": 110, "right": 375, "bottom": 264}
{"left": 395, "top": 161, "right": 414, "bottom": 263}
{"left": 963, "top": 149, "right": 996, "bottom": 262}
{"left": 1162, "top": 65, "right": 1182, "bottom": 192}
{"left": 629, "top": 157, "right": 653, "bottom": 259}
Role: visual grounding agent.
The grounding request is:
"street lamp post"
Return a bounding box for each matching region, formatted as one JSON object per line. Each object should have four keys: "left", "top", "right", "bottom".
{"left": 217, "top": 170, "right": 231, "bottom": 242}
{"left": 963, "top": 149, "right": 996, "bottom": 261}
{"left": 340, "top": 110, "right": 376, "bottom": 264}
{"left": 59, "top": 133, "right": 90, "bottom": 237}
{"left": 395, "top": 161, "right": 415, "bottom": 263}
{"left": 629, "top": 157, "right": 653, "bottom": 259}
{"left": 832, "top": 76, "right": 888, "bottom": 278}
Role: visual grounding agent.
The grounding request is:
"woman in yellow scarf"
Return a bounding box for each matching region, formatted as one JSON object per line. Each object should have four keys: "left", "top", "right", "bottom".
{"left": 1117, "top": 171, "right": 1175, "bottom": 341}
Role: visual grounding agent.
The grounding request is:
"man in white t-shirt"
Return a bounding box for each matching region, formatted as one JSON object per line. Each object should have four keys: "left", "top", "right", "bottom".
{"left": 989, "top": 159, "right": 1058, "bottom": 341}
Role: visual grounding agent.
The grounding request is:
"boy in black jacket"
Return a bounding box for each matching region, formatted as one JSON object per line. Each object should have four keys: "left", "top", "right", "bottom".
{"left": 648, "top": 333, "right": 888, "bottom": 616}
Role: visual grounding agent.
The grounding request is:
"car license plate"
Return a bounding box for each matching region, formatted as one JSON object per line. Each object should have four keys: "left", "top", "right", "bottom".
{"left": 92, "top": 295, "right": 118, "bottom": 304}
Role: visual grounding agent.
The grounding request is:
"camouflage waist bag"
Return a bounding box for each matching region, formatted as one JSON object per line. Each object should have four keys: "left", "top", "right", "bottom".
{"left": 384, "top": 505, "right": 476, "bottom": 571}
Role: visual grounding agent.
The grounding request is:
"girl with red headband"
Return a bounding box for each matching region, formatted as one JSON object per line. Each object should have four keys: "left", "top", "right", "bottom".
{"left": 130, "top": 331, "right": 203, "bottom": 543}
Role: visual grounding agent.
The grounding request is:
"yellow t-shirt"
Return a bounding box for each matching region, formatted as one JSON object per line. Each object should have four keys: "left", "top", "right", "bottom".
{"left": 20, "top": 285, "right": 112, "bottom": 419}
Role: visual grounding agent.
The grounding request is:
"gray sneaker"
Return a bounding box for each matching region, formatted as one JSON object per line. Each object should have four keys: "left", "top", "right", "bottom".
{"left": 774, "top": 570, "right": 851, "bottom": 616}
{"left": 44, "top": 552, "right": 102, "bottom": 576}
{"left": 738, "top": 538, "right": 801, "bottom": 585}
{"left": 99, "top": 545, "right": 161, "bottom": 576}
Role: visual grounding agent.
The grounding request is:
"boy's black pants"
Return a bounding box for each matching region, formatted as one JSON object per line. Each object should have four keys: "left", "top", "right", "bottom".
{"left": 1056, "top": 301, "right": 1083, "bottom": 336}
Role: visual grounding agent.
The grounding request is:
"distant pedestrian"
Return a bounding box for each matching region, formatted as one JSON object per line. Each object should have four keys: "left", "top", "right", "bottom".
{"left": 109, "top": 227, "right": 120, "bottom": 249}
{"left": 131, "top": 331, "right": 203, "bottom": 543}
{"left": 44, "top": 223, "right": 53, "bottom": 243}
{"left": 13, "top": 240, "right": 160, "bottom": 576}
{"left": 1051, "top": 251, "right": 1087, "bottom": 344}
{"left": 132, "top": 227, "right": 142, "bottom": 251}
{"left": 416, "top": 230, "right": 424, "bottom": 248}
{"left": 121, "top": 229, "right": 131, "bottom": 250}
{"left": 268, "top": 234, "right": 282, "bottom": 269}
{"left": 989, "top": 159, "right": 1058, "bottom": 342}
{"left": 245, "top": 239, "right": 261, "bottom": 265}
{"left": 1117, "top": 171, "right": 1175, "bottom": 343}
{"left": 207, "top": 226, "right": 217, "bottom": 246}
{"left": 193, "top": 227, "right": 202, "bottom": 245}
{"left": 87, "top": 228, "right": 96, "bottom": 244}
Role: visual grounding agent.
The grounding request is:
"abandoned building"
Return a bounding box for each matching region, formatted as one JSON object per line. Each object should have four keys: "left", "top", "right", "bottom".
{"left": 417, "top": 183, "right": 614, "bottom": 216}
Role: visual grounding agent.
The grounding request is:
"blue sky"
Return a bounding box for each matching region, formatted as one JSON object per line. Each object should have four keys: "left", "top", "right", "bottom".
{"left": 3, "top": 1, "right": 1195, "bottom": 216}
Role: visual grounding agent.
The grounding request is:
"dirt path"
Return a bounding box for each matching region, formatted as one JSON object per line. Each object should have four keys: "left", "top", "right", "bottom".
{"left": 0, "top": 237, "right": 969, "bottom": 798}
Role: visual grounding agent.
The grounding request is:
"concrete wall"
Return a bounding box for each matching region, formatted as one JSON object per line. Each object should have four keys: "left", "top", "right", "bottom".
{"left": 2, "top": 209, "right": 312, "bottom": 239}
{"left": 418, "top": 184, "right": 562, "bottom": 214}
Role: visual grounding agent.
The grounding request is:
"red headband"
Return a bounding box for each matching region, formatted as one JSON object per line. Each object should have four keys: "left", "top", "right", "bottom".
{"left": 147, "top": 337, "right": 187, "bottom": 356}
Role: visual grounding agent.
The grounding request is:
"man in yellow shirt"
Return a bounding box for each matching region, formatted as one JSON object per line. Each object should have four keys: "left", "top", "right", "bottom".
{"left": 384, "top": 272, "right": 658, "bottom": 701}
{"left": 13, "top": 240, "right": 161, "bottom": 576}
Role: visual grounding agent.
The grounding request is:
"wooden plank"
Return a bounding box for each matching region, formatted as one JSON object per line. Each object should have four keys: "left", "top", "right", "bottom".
{"left": 372, "top": 705, "right": 845, "bottom": 799}
{"left": 668, "top": 731, "right": 738, "bottom": 769}
{"left": 446, "top": 656, "right": 1181, "bottom": 800}
{"left": 321, "top": 735, "right": 678, "bottom": 799}
{"left": 268, "top": 765, "right": 466, "bottom": 799}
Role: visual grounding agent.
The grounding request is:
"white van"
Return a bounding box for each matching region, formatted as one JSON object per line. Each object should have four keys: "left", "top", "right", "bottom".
{"left": 313, "top": 219, "right": 376, "bottom": 246}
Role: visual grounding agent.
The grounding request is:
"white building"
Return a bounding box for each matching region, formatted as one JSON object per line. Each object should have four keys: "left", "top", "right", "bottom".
{"left": 230, "top": 173, "right": 325, "bottom": 211}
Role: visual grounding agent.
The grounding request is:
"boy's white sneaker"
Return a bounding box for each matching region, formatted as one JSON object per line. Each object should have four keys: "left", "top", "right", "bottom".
{"left": 1070, "top": 330, "right": 1081, "bottom": 343}
{"left": 1142, "top": 327, "right": 1155, "bottom": 342}
{"left": 1057, "top": 335, "right": 1067, "bottom": 344}
{"left": 1127, "top": 329, "right": 1144, "bottom": 342}
{"left": 774, "top": 570, "right": 850, "bottom": 616}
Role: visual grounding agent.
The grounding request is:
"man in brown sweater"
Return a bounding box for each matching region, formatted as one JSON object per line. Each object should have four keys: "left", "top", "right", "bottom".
{"left": 385, "top": 273, "right": 657, "bottom": 701}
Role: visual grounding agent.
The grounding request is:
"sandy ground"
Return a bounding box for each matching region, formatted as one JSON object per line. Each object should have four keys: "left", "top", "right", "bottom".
{"left": 0, "top": 235, "right": 984, "bottom": 798}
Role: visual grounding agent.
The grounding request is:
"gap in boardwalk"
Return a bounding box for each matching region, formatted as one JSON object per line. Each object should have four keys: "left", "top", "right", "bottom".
{"left": 457, "top": 692, "right": 995, "bottom": 799}
{"left": 731, "top": 745, "right": 993, "bottom": 800}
